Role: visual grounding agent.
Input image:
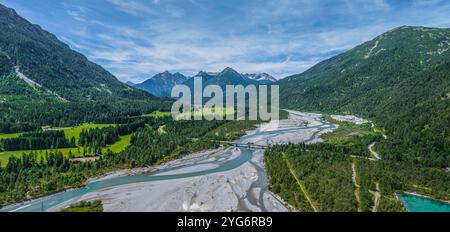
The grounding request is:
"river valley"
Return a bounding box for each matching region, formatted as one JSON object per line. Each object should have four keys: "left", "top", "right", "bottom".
{"left": 1, "top": 110, "right": 336, "bottom": 212}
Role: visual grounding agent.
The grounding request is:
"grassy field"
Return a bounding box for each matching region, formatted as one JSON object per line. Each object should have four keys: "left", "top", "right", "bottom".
{"left": 107, "top": 134, "right": 132, "bottom": 153}
{"left": 49, "top": 123, "right": 115, "bottom": 144}
{"left": 0, "top": 134, "right": 132, "bottom": 167}
{"left": 0, "top": 123, "right": 115, "bottom": 144}
{"left": 175, "top": 107, "right": 235, "bottom": 120}
{"left": 205, "top": 119, "right": 262, "bottom": 141}
{"left": 321, "top": 117, "right": 377, "bottom": 146}
{"left": 0, "top": 132, "right": 22, "bottom": 139}
{"left": 142, "top": 111, "right": 171, "bottom": 118}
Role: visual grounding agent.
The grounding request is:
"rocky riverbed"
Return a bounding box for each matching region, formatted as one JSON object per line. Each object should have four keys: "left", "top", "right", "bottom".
{"left": 7, "top": 110, "right": 336, "bottom": 212}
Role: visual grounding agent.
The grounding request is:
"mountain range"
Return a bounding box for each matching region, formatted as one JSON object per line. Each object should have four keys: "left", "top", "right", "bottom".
{"left": 133, "top": 68, "right": 276, "bottom": 97}
{"left": 243, "top": 73, "right": 277, "bottom": 83}
{"left": 133, "top": 71, "right": 189, "bottom": 97}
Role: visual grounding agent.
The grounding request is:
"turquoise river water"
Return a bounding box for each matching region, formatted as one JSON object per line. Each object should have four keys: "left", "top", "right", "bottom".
{"left": 400, "top": 194, "right": 450, "bottom": 212}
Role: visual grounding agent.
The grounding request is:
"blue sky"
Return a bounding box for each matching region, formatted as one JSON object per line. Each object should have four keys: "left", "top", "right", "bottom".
{"left": 1, "top": 0, "right": 450, "bottom": 82}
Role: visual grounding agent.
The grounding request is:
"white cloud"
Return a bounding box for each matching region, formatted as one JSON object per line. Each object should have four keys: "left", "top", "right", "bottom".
{"left": 41, "top": 0, "right": 450, "bottom": 82}
{"left": 84, "top": 23, "right": 385, "bottom": 81}
{"left": 107, "top": 0, "right": 156, "bottom": 16}
{"left": 74, "top": 14, "right": 400, "bottom": 82}
{"left": 166, "top": 6, "right": 185, "bottom": 18}
{"left": 66, "top": 7, "right": 88, "bottom": 22}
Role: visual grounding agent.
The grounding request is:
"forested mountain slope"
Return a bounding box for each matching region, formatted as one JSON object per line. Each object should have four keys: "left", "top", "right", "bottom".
{"left": 0, "top": 4, "right": 171, "bottom": 132}
{"left": 279, "top": 26, "right": 450, "bottom": 167}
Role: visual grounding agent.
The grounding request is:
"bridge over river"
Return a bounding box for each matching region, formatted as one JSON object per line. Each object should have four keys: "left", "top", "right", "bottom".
{"left": 189, "top": 138, "right": 269, "bottom": 149}
{"left": 225, "top": 142, "right": 268, "bottom": 149}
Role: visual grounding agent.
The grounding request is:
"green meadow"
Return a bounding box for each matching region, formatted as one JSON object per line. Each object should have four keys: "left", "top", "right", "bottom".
{"left": 49, "top": 123, "right": 115, "bottom": 144}
{"left": 0, "top": 132, "right": 22, "bottom": 139}
{"left": 0, "top": 134, "right": 132, "bottom": 167}
{"left": 142, "top": 111, "right": 171, "bottom": 118}
{"left": 0, "top": 124, "right": 131, "bottom": 167}
{"left": 175, "top": 107, "right": 235, "bottom": 120}
{"left": 0, "top": 123, "right": 115, "bottom": 143}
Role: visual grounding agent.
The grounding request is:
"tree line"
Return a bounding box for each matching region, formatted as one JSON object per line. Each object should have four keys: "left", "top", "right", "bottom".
{"left": 78, "top": 120, "right": 147, "bottom": 150}
{"left": 0, "top": 130, "right": 75, "bottom": 151}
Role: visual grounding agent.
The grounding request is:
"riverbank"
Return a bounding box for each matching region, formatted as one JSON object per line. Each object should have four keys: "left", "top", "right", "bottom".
{"left": 86, "top": 148, "right": 226, "bottom": 184}
{"left": 401, "top": 192, "right": 450, "bottom": 204}
{"left": 3, "top": 110, "right": 336, "bottom": 212}
{"left": 0, "top": 148, "right": 231, "bottom": 211}
{"left": 49, "top": 111, "right": 334, "bottom": 212}
{"left": 48, "top": 148, "right": 288, "bottom": 212}
{"left": 399, "top": 192, "right": 450, "bottom": 212}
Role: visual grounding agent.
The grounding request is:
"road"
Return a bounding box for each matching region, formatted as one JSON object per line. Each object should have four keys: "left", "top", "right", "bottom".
{"left": 284, "top": 153, "right": 319, "bottom": 212}
{"left": 352, "top": 162, "right": 362, "bottom": 212}
{"left": 368, "top": 142, "right": 381, "bottom": 160}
